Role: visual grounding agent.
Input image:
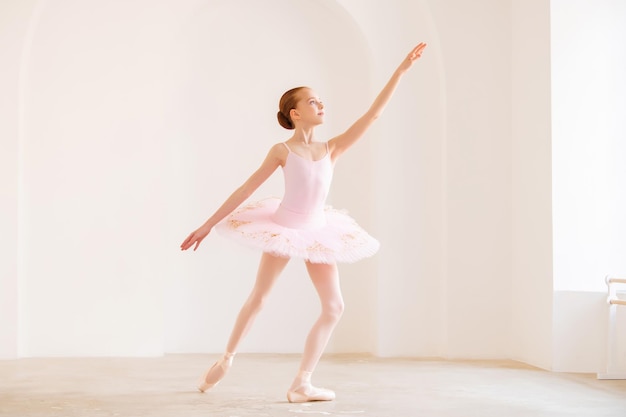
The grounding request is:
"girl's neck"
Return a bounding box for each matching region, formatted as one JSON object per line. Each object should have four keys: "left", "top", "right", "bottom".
{"left": 292, "top": 127, "right": 316, "bottom": 146}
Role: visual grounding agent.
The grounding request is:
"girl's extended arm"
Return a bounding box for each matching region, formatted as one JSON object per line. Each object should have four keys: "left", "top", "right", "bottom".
{"left": 180, "top": 143, "right": 285, "bottom": 251}
{"left": 328, "top": 42, "right": 426, "bottom": 159}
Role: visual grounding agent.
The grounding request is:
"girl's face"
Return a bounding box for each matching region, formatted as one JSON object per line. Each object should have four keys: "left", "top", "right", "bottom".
{"left": 292, "top": 89, "right": 324, "bottom": 126}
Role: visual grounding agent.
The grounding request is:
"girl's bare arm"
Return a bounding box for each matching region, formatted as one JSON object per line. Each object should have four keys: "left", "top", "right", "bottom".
{"left": 180, "top": 143, "right": 285, "bottom": 251}
{"left": 329, "top": 43, "right": 427, "bottom": 160}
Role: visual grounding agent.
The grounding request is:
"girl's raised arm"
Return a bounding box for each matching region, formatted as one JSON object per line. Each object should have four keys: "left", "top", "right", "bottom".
{"left": 180, "top": 143, "right": 286, "bottom": 251}
{"left": 328, "top": 42, "right": 426, "bottom": 160}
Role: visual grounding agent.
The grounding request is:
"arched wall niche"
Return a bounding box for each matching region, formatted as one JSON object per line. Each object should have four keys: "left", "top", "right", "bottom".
{"left": 15, "top": 0, "right": 405, "bottom": 356}
{"left": 8, "top": 0, "right": 443, "bottom": 356}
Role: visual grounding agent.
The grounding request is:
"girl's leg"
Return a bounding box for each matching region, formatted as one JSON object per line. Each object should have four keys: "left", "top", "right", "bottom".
{"left": 226, "top": 253, "right": 289, "bottom": 352}
{"left": 287, "top": 261, "right": 344, "bottom": 402}
{"left": 199, "top": 252, "right": 289, "bottom": 392}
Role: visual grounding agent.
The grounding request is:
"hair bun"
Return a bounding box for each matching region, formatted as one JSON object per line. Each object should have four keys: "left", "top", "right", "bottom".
{"left": 277, "top": 111, "right": 294, "bottom": 130}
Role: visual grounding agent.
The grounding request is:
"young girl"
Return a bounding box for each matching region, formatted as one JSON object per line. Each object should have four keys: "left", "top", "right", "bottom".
{"left": 180, "top": 42, "right": 427, "bottom": 403}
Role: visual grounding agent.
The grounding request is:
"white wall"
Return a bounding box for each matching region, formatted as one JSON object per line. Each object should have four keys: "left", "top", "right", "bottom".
{"left": 0, "top": 0, "right": 40, "bottom": 359}
{"left": 7, "top": 0, "right": 620, "bottom": 373}
{"left": 550, "top": 0, "right": 626, "bottom": 372}
{"left": 551, "top": 0, "right": 626, "bottom": 293}
{"left": 0, "top": 0, "right": 529, "bottom": 362}
{"left": 427, "top": 0, "right": 513, "bottom": 359}
{"left": 336, "top": 0, "right": 446, "bottom": 357}
{"left": 18, "top": 0, "right": 181, "bottom": 356}
{"left": 6, "top": 0, "right": 438, "bottom": 357}
{"left": 510, "top": 0, "right": 554, "bottom": 370}
{"left": 6, "top": 0, "right": 368, "bottom": 356}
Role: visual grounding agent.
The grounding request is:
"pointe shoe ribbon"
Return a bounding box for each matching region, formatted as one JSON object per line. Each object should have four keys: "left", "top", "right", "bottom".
{"left": 198, "top": 354, "right": 234, "bottom": 392}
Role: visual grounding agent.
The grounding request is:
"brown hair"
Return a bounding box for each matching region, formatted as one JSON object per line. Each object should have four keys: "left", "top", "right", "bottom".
{"left": 277, "top": 86, "right": 308, "bottom": 130}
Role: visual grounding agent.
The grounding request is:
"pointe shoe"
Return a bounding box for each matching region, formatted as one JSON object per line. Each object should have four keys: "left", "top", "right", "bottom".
{"left": 198, "top": 353, "right": 234, "bottom": 392}
{"left": 287, "top": 383, "right": 336, "bottom": 403}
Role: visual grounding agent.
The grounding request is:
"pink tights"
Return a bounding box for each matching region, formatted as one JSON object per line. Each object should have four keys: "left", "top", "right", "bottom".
{"left": 225, "top": 252, "right": 344, "bottom": 387}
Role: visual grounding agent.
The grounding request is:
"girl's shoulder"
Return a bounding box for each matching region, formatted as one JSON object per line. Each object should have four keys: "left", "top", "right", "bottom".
{"left": 269, "top": 141, "right": 290, "bottom": 154}
{"left": 266, "top": 141, "right": 290, "bottom": 166}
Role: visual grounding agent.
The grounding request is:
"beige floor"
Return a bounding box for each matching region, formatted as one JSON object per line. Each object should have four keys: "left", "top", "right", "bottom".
{"left": 1, "top": 354, "right": 625, "bottom": 417}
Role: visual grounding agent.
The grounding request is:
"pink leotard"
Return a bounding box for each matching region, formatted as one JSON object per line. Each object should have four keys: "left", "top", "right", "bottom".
{"left": 271, "top": 142, "right": 332, "bottom": 230}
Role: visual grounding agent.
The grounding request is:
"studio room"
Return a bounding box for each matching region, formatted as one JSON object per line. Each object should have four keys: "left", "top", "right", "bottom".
{"left": 1, "top": 0, "right": 625, "bottom": 416}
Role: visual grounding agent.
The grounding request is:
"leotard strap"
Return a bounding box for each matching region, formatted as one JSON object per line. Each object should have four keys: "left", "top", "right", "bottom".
{"left": 282, "top": 142, "right": 291, "bottom": 152}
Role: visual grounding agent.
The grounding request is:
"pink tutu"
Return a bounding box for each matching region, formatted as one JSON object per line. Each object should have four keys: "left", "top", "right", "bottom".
{"left": 215, "top": 197, "right": 380, "bottom": 264}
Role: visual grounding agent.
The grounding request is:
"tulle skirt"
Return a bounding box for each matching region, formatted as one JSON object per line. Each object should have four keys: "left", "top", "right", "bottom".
{"left": 215, "top": 197, "right": 380, "bottom": 264}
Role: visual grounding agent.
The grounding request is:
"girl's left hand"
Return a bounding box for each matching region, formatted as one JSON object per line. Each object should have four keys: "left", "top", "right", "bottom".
{"left": 398, "top": 42, "right": 427, "bottom": 72}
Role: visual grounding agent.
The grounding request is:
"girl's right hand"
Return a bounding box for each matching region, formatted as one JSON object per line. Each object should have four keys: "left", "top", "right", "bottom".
{"left": 180, "top": 225, "right": 212, "bottom": 251}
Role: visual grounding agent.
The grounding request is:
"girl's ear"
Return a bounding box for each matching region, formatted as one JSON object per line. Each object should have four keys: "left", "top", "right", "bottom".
{"left": 290, "top": 108, "right": 300, "bottom": 121}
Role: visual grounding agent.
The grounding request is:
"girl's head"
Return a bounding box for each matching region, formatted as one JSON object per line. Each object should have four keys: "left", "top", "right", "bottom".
{"left": 277, "top": 87, "right": 306, "bottom": 130}
{"left": 277, "top": 87, "right": 324, "bottom": 129}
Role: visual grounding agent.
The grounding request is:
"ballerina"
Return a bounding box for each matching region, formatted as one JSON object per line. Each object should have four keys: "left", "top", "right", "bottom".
{"left": 181, "top": 42, "right": 427, "bottom": 402}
